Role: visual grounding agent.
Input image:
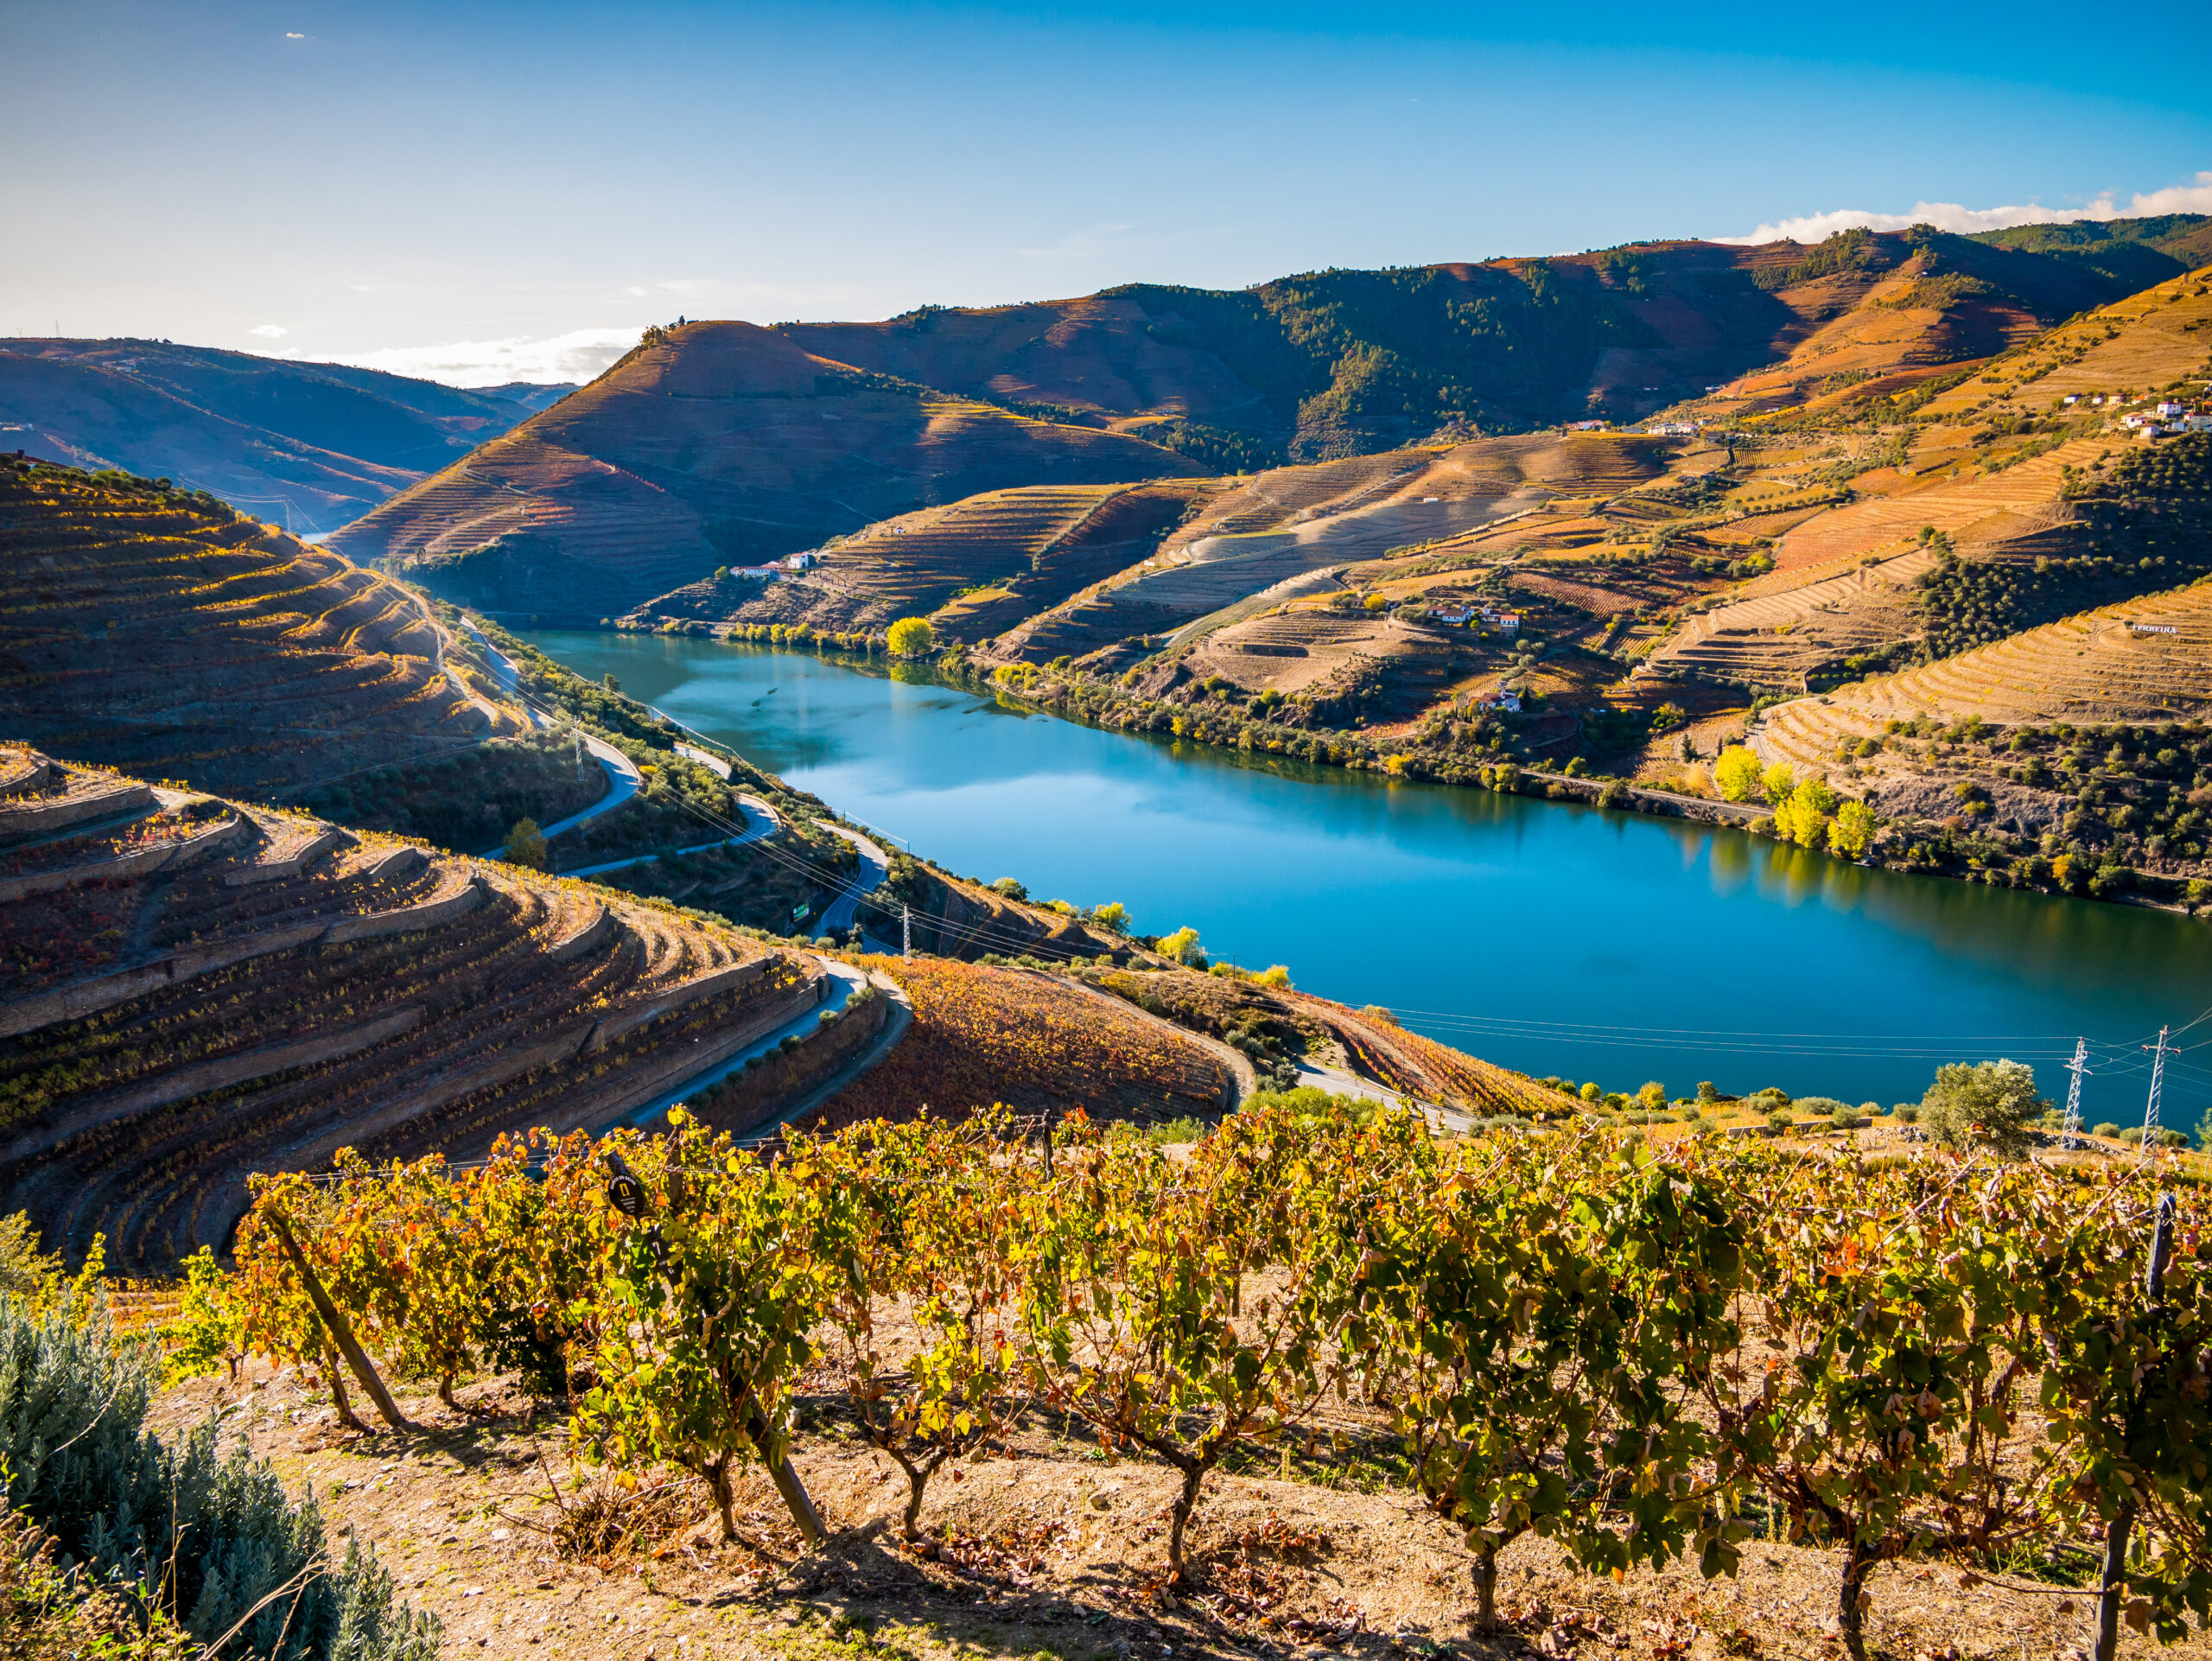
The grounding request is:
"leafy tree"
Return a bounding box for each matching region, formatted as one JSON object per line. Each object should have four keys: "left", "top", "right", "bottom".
{"left": 1761, "top": 761, "right": 1796, "bottom": 805}
{"left": 1094, "top": 901, "right": 1129, "bottom": 933}
{"left": 1828, "top": 799, "right": 1876, "bottom": 858}
{"left": 1774, "top": 777, "right": 1838, "bottom": 850}
{"left": 1713, "top": 746, "right": 1764, "bottom": 802}
{"left": 887, "top": 616, "right": 935, "bottom": 657}
{"left": 1255, "top": 964, "right": 1293, "bottom": 988}
{"left": 502, "top": 817, "right": 549, "bottom": 869}
{"left": 1919, "top": 1059, "right": 2047, "bottom": 1159}
{"left": 1157, "top": 924, "right": 1202, "bottom": 964}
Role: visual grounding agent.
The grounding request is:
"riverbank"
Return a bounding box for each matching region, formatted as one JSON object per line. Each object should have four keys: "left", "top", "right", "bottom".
{"left": 634, "top": 625, "right": 2206, "bottom": 922}
{"left": 511, "top": 626, "right": 2212, "bottom": 1113}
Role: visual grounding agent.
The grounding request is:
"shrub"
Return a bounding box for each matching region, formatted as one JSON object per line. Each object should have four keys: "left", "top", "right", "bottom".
{"left": 502, "top": 817, "right": 549, "bottom": 869}
{"left": 2093, "top": 1121, "right": 2120, "bottom": 1139}
{"left": 1765, "top": 1108, "right": 1794, "bottom": 1133}
{"left": 1792, "top": 1096, "right": 1851, "bottom": 1119}
{"left": 0, "top": 1295, "right": 437, "bottom": 1660}
{"left": 1919, "top": 1059, "right": 2047, "bottom": 1159}
{"left": 887, "top": 616, "right": 935, "bottom": 657}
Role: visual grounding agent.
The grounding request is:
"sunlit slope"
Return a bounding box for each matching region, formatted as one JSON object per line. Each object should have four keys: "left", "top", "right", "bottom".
{"left": 780, "top": 228, "right": 2193, "bottom": 454}
{"left": 995, "top": 434, "right": 1669, "bottom": 663}
{"left": 1754, "top": 580, "right": 2212, "bottom": 765}
{"left": 329, "top": 322, "right": 1202, "bottom": 620}
{"left": 0, "top": 459, "right": 522, "bottom": 794}
{"left": 0, "top": 749, "right": 813, "bottom": 1270}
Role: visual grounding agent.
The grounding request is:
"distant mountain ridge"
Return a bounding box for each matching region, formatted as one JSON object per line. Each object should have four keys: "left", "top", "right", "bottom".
{"left": 331, "top": 216, "right": 2208, "bottom": 621}
{"left": 0, "top": 338, "right": 573, "bottom": 535}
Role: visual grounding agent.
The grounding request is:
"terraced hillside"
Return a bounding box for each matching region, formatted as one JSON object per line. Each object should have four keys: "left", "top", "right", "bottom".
{"left": 993, "top": 434, "right": 1670, "bottom": 665}
{"left": 802, "top": 957, "right": 1233, "bottom": 1134}
{"left": 331, "top": 323, "right": 1202, "bottom": 620}
{"left": 1643, "top": 272, "right": 2212, "bottom": 692}
{"left": 1753, "top": 579, "right": 2212, "bottom": 768}
{"left": 0, "top": 339, "right": 556, "bottom": 531}
{"left": 0, "top": 749, "right": 815, "bottom": 1270}
{"left": 0, "top": 458, "right": 524, "bottom": 793}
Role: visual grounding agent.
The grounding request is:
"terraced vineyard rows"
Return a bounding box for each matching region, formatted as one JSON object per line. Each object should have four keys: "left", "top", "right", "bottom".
{"left": 0, "top": 749, "right": 808, "bottom": 1270}
{"left": 0, "top": 461, "right": 521, "bottom": 793}
{"left": 801, "top": 956, "right": 1230, "bottom": 1133}
{"left": 1755, "top": 579, "right": 2212, "bottom": 767}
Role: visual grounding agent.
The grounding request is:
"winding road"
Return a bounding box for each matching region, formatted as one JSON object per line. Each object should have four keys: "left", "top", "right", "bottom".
{"left": 557, "top": 792, "right": 783, "bottom": 878}
{"left": 814, "top": 823, "right": 889, "bottom": 935}
{"left": 461, "top": 615, "right": 645, "bottom": 857}
{"left": 607, "top": 958, "right": 912, "bottom": 1137}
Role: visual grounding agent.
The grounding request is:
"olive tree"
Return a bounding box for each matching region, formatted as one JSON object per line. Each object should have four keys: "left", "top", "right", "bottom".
{"left": 1919, "top": 1059, "right": 2046, "bottom": 1159}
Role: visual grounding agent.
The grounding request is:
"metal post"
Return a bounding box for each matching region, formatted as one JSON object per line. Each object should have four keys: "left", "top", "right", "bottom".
{"left": 2093, "top": 1193, "right": 2178, "bottom": 1661}
{"left": 2063, "top": 1038, "right": 2091, "bottom": 1149}
{"left": 2143, "top": 1025, "right": 2170, "bottom": 1152}
{"left": 901, "top": 902, "right": 912, "bottom": 962}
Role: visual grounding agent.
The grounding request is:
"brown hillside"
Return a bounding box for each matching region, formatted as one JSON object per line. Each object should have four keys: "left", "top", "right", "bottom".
{"left": 0, "top": 340, "right": 549, "bottom": 533}
{"left": 628, "top": 478, "right": 1219, "bottom": 642}
{"left": 1753, "top": 578, "right": 2212, "bottom": 766}
{"left": 0, "top": 748, "right": 815, "bottom": 1270}
{"left": 0, "top": 458, "right": 524, "bottom": 795}
{"left": 781, "top": 231, "right": 2167, "bottom": 450}
{"left": 994, "top": 434, "right": 1670, "bottom": 665}
{"left": 330, "top": 322, "right": 1202, "bottom": 621}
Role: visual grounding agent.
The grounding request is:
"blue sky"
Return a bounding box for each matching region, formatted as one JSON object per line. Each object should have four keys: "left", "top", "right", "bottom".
{"left": 4, "top": 0, "right": 2209, "bottom": 384}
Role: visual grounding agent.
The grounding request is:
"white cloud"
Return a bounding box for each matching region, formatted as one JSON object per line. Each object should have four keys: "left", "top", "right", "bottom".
{"left": 247, "top": 323, "right": 288, "bottom": 338}
{"left": 328, "top": 328, "right": 642, "bottom": 387}
{"left": 284, "top": 31, "right": 303, "bottom": 39}
{"left": 1719, "top": 171, "right": 2212, "bottom": 245}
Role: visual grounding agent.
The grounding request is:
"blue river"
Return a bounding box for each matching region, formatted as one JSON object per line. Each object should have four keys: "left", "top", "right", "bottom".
{"left": 519, "top": 630, "right": 2212, "bottom": 1128}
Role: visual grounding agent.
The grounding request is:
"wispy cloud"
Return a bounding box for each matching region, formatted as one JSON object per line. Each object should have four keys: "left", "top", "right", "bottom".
{"left": 1719, "top": 172, "right": 2212, "bottom": 245}
{"left": 247, "top": 323, "right": 288, "bottom": 338}
{"left": 327, "top": 328, "right": 642, "bottom": 386}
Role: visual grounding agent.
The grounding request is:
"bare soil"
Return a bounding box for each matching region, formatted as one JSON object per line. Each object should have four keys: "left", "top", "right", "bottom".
{"left": 149, "top": 1354, "right": 2203, "bottom": 1661}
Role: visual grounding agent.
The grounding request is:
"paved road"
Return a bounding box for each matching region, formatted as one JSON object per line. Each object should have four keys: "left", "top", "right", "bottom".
{"left": 458, "top": 616, "right": 645, "bottom": 858}
{"left": 730, "top": 966, "right": 914, "bottom": 1141}
{"left": 406, "top": 592, "right": 505, "bottom": 729}
{"left": 814, "top": 823, "right": 890, "bottom": 935}
{"left": 607, "top": 958, "right": 912, "bottom": 1136}
{"left": 1289, "top": 1059, "right": 1474, "bottom": 1134}
{"left": 675, "top": 743, "right": 731, "bottom": 779}
{"left": 558, "top": 792, "right": 783, "bottom": 878}
{"left": 482, "top": 734, "right": 640, "bottom": 857}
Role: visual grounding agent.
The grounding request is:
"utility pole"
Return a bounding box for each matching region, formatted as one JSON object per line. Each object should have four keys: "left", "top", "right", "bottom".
{"left": 2062, "top": 1037, "right": 2091, "bottom": 1149}
{"left": 900, "top": 902, "right": 912, "bottom": 962}
{"left": 2142, "top": 1025, "right": 2171, "bottom": 1150}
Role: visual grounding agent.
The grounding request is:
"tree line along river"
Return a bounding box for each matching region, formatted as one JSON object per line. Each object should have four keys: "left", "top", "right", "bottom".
{"left": 518, "top": 629, "right": 2212, "bottom": 1129}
